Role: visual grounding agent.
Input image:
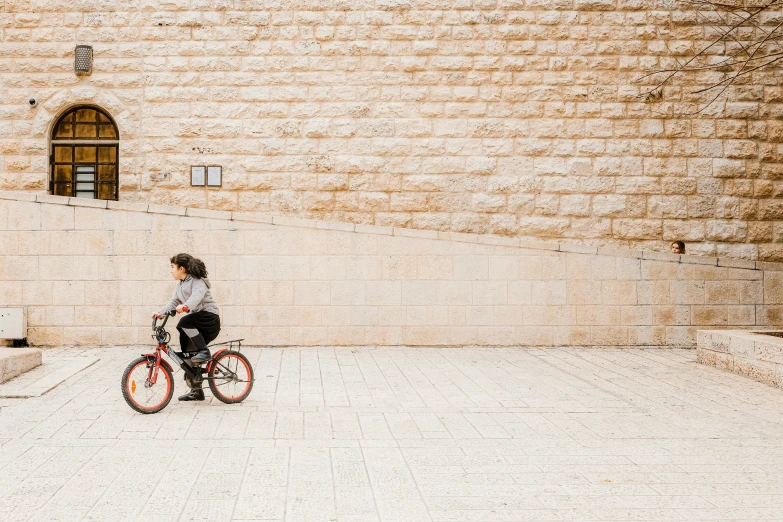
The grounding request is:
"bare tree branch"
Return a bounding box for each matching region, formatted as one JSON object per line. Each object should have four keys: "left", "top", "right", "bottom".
{"left": 636, "top": 0, "right": 783, "bottom": 113}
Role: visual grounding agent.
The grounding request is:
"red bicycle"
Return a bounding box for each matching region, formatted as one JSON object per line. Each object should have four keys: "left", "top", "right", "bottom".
{"left": 121, "top": 307, "right": 254, "bottom": 414}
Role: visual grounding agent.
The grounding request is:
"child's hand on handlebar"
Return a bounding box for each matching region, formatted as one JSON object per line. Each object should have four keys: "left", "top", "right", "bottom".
{"left": 151, "top": 312, "right": 161, "bottom": 319}
{"left": 175, "top": 305, "right": 189, "bottom": 314}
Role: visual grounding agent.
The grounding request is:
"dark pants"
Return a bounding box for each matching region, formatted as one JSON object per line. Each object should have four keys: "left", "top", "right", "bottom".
{"left": 177, "top": 311, "right": 221, "bottom": 353}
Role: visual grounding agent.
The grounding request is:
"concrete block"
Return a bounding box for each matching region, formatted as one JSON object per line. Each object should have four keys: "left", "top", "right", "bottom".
{"left": 0, "top": 348, "right": 42, "bottom": 383}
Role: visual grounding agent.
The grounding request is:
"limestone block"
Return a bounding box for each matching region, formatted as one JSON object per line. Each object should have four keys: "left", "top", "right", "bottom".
{"left": 576, "top": 305, "right": 620, "bottom": 326}
{"left": 691, "top": 305, "right": 728, "bottom": 326}
{"left": 364, "top": 326, "right": 402, "bottom": 345}
{"left": 322, "top": 306, "right": 351, "bottom": 326}
{"left": 620, "top": 306, "right": 652, "bottom": 325}
{"left": 101, "top": 327, "right": 138, "bottom": 346}
{"left": 0, "top": 282, "right": 24, "bottom": 306}
{"left": 295, "top": 282, "right": 331, "bottom": 305}
{"left": 629, "top": 326, "right": 668, "bottom": 346}
{"left": 728, "top": 305, "right": 755, "bottom": 325}
{"left": 601, "top": 280, "right": 638, "bottom": 305}
{"left": 472, "top": 281, "right": 508, "bottom": 306}
{"left": 310, "top": 256, "right": 348, "bottom": 280}
{"left": 524, "top": 306, "right": 577, "bottom": 326}
{"left": 250, "top": 327, "right": 290, "bottom": 345}
{"left": 514, "top": 326, "right": 554, "bottom": 346}
{"left": 553, "top": 326, "right": 592, "bottom": 346}
{"left": 365, "top": 281, "right": 401, "bottom": 306}
{"left": 728, "top": 336, "right": 755, "bottom": 358}
{"left": 401, "top": 281, "right": 438, "bottom": 306}
{"left": 696, "top": 347, "right": 717, "bottom": 367}
{"left": 567, "top": 280, "right": 601, "bottom": 305}
{"left": 453, "top": 255, "right": 488, "bottom": 280}
{"left": 50, "top": 281, "right": 84, "bottom": 306}
{"left": 5, "top": 256, "right": 39, "bottom": 280}
{"left": 17, "top": 231, "right": 52, "bottom": 255}
{"left": 402, "top": 326, "right": 446, "bottom": 346}
{"left": 436, "top": 281, "right": 472, "bottom": 306}
{"left": 63, "top": 327, "right": 102, "bottom": 346}
{"left": 382, "top": 256, "right": 417, "bottom": 279}
{"left": 592, "top": 326, "right": 631, "bottom": 346}
{"left": 733, "top": 357, "right": 780, "bottom": 387}
{"left": 45, "top": 306, "right": 74, "bottom": 326}
{"left": 240, "top": 256, "right": 275, "bottom": 280}
{"left": 764, "top": 271, "right": 783, "bottom": 304}
{"left": 755, "top": 338, "right": 783, "bottom": 364}
{"left": 531, "top": 281, "right": 567, "bottom": 305}
{"left": 26, "top": 327, "right": 63, "bottom": 347}
{"left": 74, "top": 207, "right": 105, "bottom": 230}
{"left": 705, "top": 281, "right": 740, "bottom": 304}
{"left": 670, "top": 280, "right": 705, "bottom": 304}
{"left": 22, "top": 281, "right": 52, "bottom": 305}
{"left": 41, "top": 204, "right": 74, "bottom": 231}
{"left": 7, "top": 201, "right": 40, "bottom": 231}
{"left": 616, "top": 258, "right": 642, "bottom": 280}
{"left": 417, "top": 256, "right": 453, "bottom": 280}
{"left": 653, "top": 305, "right": 691, "bottom": 326}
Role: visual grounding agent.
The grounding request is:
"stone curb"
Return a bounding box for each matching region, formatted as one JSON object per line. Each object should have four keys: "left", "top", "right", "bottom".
{"left": 0, "top": 191, "right": 779, "bottom": 272}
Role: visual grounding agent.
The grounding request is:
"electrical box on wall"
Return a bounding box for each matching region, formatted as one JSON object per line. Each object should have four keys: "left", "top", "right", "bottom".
{"left": 0, "top": 308, "right": 26, "bottom": 340}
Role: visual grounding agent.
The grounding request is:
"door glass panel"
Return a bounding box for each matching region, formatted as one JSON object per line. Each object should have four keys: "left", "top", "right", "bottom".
{"left": 76, "top": 182, "right": 95, "bottom": 191}
{"left": 54, "top": 147, "right": 72, "bottom": 162}
{"left": 54, "top": 165, "right": 71, "bottom": 181}
{"left": 98, "top": 184, "right": 116, "bottom": 200}
{"left": 76, "top": 172, "right": 94, "bottom": 182}
{"left": 75, "top": 146, "right": 96, "bottom": 162}
{"left": 53, "top": 183, "right": 71, "bottom": 196}
{"left": 75, "top": 192, "right": 95, "bottom": 198}
{"left": 98, "top": 147, "right": 116, "bottom": 162}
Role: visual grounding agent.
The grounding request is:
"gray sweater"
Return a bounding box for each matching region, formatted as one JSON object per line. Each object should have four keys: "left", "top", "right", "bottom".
{"left": 159, "top": 275, "right": 220, "bottom": 316}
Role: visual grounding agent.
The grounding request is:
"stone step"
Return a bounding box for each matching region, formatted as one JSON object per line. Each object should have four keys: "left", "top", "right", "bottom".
{"left": 0, "top": 348, "right": 42, "bottom": 383}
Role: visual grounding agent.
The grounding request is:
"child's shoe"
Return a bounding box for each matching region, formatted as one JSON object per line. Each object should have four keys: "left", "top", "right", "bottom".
{"left": 178, "top": 389, "right": 205, "bottom": 401}
{"left": 191, "top": 349, "right": 211, "bottom": 363}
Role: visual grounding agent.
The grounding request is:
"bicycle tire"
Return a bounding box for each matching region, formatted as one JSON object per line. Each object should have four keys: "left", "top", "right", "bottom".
{"left": 121, "top": 356, "right": 174, "bottom": 414}
{"left": 208, "top": 351, "right": 254, "bottom": 404}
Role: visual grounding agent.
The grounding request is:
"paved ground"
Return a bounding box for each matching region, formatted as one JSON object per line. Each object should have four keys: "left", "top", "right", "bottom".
{"left": 1, "top": 347, "right": 782, "bottom": 522}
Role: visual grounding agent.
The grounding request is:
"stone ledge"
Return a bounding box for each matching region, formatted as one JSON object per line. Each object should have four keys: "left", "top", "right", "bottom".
{"left": 0, "top": 348, "right": 42, "bottom": 384}
{"left": 2, "top": 191, "right": 780, "bottom": 273}
{"left": 697, "top": 329, "right": 783, "bottom": 389}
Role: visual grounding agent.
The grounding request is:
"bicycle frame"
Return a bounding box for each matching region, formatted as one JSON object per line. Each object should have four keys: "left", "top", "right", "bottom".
{"left": 142, "top": 311, "right": 246, "bottom": 386}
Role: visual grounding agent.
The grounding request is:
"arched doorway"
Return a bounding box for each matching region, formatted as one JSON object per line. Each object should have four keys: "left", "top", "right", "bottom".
{"left": 50, "top": 106, "right": 119, "bottom": 200}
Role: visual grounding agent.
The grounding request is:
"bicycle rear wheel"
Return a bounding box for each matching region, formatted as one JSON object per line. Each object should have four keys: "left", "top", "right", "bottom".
{"left": 208, "top": 351, "right": 254, "bottom": 404}
{"left": 122, "top": 356, "right": 174, "bottom": 414}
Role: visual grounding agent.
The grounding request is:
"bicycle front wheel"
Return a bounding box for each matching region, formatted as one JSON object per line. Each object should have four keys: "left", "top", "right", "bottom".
{"left": 122, "top": 357, "right": 174, "bottom": 414}
{"left": 208, "top": 351, "right": 254, "bottom": 404}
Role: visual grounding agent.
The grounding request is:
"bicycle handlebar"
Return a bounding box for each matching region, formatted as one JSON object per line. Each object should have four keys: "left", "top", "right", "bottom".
{"left": 151, "top": 306, "right": 190, "bottom": 330}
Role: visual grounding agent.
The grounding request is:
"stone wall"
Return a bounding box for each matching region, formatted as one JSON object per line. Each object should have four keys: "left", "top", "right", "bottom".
{"left": 1, "top": 2, "right": 781, "bottom": 259}
{"left": 697, "top": 330, "right": 783, "bottom": 389}
{"left": 1, "top": 192, "right": 781, "bottom": 347}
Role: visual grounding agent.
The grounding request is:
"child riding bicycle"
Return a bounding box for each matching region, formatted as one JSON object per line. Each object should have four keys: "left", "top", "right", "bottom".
{"left": 153, "top": 253, "right": 220, "bottom": 402}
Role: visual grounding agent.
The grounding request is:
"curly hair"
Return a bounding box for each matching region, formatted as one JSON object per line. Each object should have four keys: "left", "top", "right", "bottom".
{"left": 170, "top": 253, "right": 208, "bottom": 279}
